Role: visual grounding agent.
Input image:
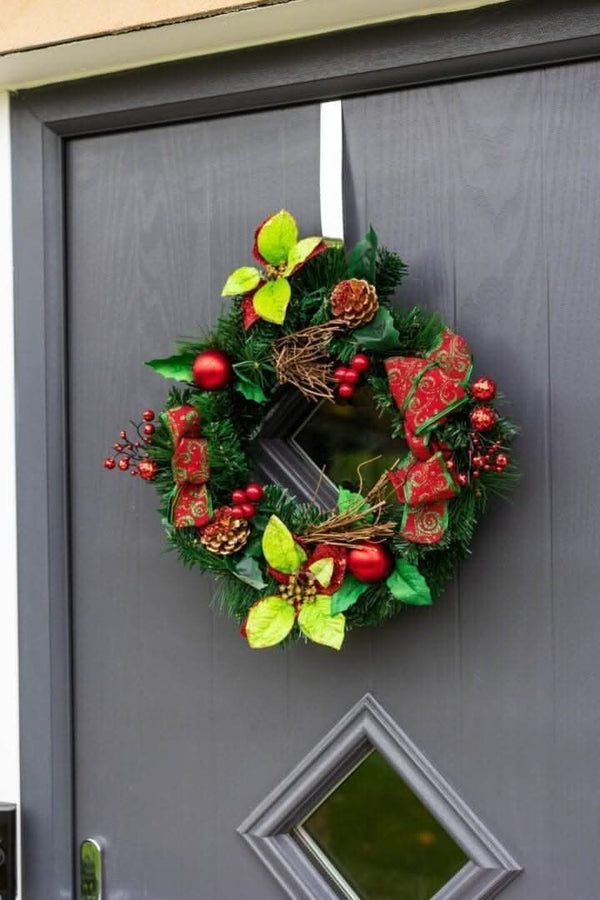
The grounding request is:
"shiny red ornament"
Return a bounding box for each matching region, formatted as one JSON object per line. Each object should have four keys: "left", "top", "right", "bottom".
{"left": 142, "top": 409, "right": 155, "bottom": 422}
{"left": 495, "top": 453, "right": 510, "bottom": 469}
{"left": 241, "top": 503, "right": 256, "bottom": 519}
{"left": 138, "top": 459, "right": 158, "bottom": 481}
{"left": 338, "top": 383, "right": 355, "bottom": 400}
{"left": 350, "top": 353, "right": 370, "bottom": 373}
{"left": 470, "top": 376, "right": 497, "bottom": 401}
{"left": 347, "top": 542, "right": 393, "bottom": 583}
{"left": 192, "top": 349, "right": 233, "bottom": 391}
{"left": 333, "top": 367, "right": 348, "bottom": 383}
{"left": 231, "top": 505, "right": 245, "bottom": 519}
{"left": 143, "top": 423, "right": 155, "bottom": 435}
{"left": 104, "top": 457, "right": 116, "bottom": 470}
{"left": 470, "top": 405, "right": 497, "bottom": 432}
{"left": 231, "top": 489, "right": 247, "bottom": 505}
{"left": 343, "top": 368, "right": 360, "bottom": 385}
{"left": 245, "top": 483, "right": 264, "bottom": 503}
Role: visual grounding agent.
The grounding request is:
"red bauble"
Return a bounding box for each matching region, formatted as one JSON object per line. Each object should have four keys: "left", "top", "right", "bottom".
{"left": 143, "top": 423, "right": 155, "bottom": 435}
{"left": 495, "top": 453, "right": 510, "bottom": 469}
{"left": 104, "top": 457, "right": 116, "bottom": 470}
{"left": 245, "top": 483, "right": 264, "bottom": 503}
{"left": 343, "top": 368, "right": 360, "bottom": 385}
{"left": 241, "top": 503, "right": 256, "bottom": 519}
{"left": 470, "top": 376, "right": 497, "bottom": 401}
{"left": 192, "top": 349, "right": 233, "bottom": 391}
{"left": 138, "top": 459, "right": 158, "bottom": 481}
{"left": 350, "top": 353, "right": 370, "bottom": 373}
{"left": 347, "top": 542, "right": 393, "bottom": 583}
{"left": 470, "top": 405, "right": 497, "bottom": 432}
{"left": 338, "top": 383, "right": 355, "bottom": 399}
{"left": 231, "top": 489, "right": 247, "bottom": 505}
{"left": 142, "top": 409, "right": 155, "bottom": 422}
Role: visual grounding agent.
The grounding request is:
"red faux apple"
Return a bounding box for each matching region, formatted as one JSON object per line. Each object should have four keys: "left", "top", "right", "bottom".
{"left": 347, "top": 542, "right": 393, "bottom": 582}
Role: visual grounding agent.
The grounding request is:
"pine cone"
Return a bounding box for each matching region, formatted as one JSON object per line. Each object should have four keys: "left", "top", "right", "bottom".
{"left": 200, "top": 506, "right": 250, "bottom": 555}
{"left": 330, "top": 279, "right": 378, "bottom": 327}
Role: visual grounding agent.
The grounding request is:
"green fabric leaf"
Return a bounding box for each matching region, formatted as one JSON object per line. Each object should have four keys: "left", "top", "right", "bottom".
{"left": 330, "top": 575, "right": 370, "bottom": 615}
{"left": 245, "top": 596, "right": 295, "bottom": 649}
{"left": 256, "top": 209, "right": 298, "bottom": 265}
{"left": 284, "top": 236, "right": 322, "bottom": 276}
{"left": 262, "top": 515, "right": 305, "bottom": 574}
{"left": 233, "top": 364, "right": 268, "bottom": 403}
{"left": 252, "top": 279, "right": 291, "bottom": 325}
{"left": 298, "top": 595, "right": 345, "bottom": 650}
{"left": 221, "top": 266, "right": 261, "bottom": 296}
{"left": 307, "top": 556, "right": 334, "bottom": 589}
{"left": 354, "top": 307, "right": 401, "bottom": 352}
{"left": 347, "top": 225, "right": 378, "bottom": 281}
{"left": 337, "top": 487, "right": 372, "bottom": 522}
{"left": 145, "top": 352, "right": 195, "bottom": 382}
{"left": 386, "top": 559, "right": 432, "bottom": 606}
{"left": 233, "top": 556, "right": 267, "bottom": 591}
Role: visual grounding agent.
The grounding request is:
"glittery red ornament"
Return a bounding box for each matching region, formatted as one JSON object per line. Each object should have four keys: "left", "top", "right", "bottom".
{"left": 495, "top": 453, "right": 510, "bottom": 469}
{"left": 192, "top": 349, "right": 233, "bottom": 391}
{"left": 347, "top": 542, "right": 393, "bottom": 583}
{"left": 470, "top": 376, "right": 497, "bottom": 401}
{"left": 470, "top": 405, "right": 497, "bottom": 432}
{"left": 143, "top": 423, "right": 155, "bottom": 435}
{"left": 138, "top": 459, "right": 158, "bottom": 481}
{"left": 104, "top": 458, "right": 116, "bottom": 470}
{"left": 118, "top": 457, "right": 130, "bottom": 471}
{"left": 142, "top": 409, "right": 155, "bottom": 422}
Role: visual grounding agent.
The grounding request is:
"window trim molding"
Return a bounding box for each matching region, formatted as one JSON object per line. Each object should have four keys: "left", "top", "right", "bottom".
{"left": 238, "top": 693, "right": 521, "bottom": 900}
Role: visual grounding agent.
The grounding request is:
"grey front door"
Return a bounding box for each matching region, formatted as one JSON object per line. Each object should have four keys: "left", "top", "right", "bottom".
{"left": 20, "top": 30, "right": 600, "bottom": 900}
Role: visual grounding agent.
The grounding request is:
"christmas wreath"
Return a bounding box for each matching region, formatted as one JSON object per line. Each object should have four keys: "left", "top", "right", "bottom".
{"left": 104, "top": 209, "right": 518, "bottom": 651}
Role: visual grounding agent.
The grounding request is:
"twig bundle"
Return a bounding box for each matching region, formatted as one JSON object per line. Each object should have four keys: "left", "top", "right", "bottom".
{"left": 272, "top": 320, "right": 346, "bottom": 401}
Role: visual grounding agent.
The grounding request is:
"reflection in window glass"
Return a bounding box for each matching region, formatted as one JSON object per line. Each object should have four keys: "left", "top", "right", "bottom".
{"left": 298, "top": 750, "right": 468, "bottom": 900}
{"left": 293, "top": 386, "right": 407, "bottom": 493}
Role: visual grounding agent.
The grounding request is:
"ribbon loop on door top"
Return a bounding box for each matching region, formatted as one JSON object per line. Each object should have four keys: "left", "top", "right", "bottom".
{"left": 319, "top": 100, "right": 344, "bottom": 243}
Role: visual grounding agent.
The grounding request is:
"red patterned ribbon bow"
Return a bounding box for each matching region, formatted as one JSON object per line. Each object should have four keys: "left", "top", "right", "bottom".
{"left": 163, "top": 406, "right": 212, "bottom": 528}
{"left": 385, "top": 327, "right": 472, "bottom": 544}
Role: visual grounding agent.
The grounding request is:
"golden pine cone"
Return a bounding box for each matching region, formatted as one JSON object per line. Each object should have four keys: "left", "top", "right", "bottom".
{"left": 330, "top": 278, "right": 378, "bottom": 327}
{"left": 200, "top": 506, "right": 250, "bottom": 555}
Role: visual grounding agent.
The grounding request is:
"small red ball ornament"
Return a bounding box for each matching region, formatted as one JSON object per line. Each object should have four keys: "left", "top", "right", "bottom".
{"left": 343, "top": 368, "right": 360, "bottom": 386}
{"left": 495, "top": 453, "right": 510, "bottom": 469}
{"left": 138, "top": 459, "right": 158, "bottom": 481}
{"left": 333, "top": 367, "right": 348, "bottom": 383}
{"left": 142, "top": 410, "right": 155, "bottom": 422}
{"left": 347, "top": 542, "right": 393, "bottom": 583}
{"left": 143, "top": 423, "right": 155, "bottom": 435}
{"left": 231, "top": 489, "right": 247, "bottom": 505}
{"left": 470, "top": 376, "right": 497, "bottom": 401}
{"left": 192, "top": 349, "right": 233, "bottom": 391}
{"left": 241, "top": 503, "right": 256, "bottom": 519}
{"left": 338, "top": 383, "right": 355, "bottom": 400}
{"left": 470, "top": 405, "right": 497, "bottom": 432}
{"left": 104, "top": 457, "right": 116, "bottom": 470}
{"left": 350, "top": 353, "right": 370, "bottom": 373}
{"left": 118, "top": 457, "right": 130, "bottom": 471}
{"left": 245, "top": 483, "right": 264, "bottom": 503}
{"left": 231, "top": 505, "right": 245, "bottom": 519}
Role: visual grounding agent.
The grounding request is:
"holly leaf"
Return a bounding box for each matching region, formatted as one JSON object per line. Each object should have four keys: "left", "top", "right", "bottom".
{"left": 347, "top": 225, "right": 378, "bottom": 281}
{"left": 337, "top": 487, "right": 373, "bottom": 522}
{"left": 221, "top": 266, "right": 261, "bottom": 296}
{"left": 233, "top": 364, "right": 268, "bottom": 404}
{"left": 245, "top": 596, "right": 296, "bottom": 649}
{"left": 354, "top": 307, "right": 400, "bottom": 352}
{"left": 307, "top": 556, "right": 334, "bottom": 590}
{"left": 386, "top": 559, "right": 432, "bottom": 606}
{"left": 262, "top": 515, "right": 305, "bottom": 574}
{"left": 330, "top": 575, "right": 369, "bottom": 615}
{"left": 298, "top": 595, "right": 345, "bottom": 650}
{"left": 233, "top": 556, "right": 267, "bottom": 591}
{"left": 145, "top": 352, "right": 195, "bottom": 382}
{"left": 252, "top": 279, "right": 291, "bottom": 325}
{"left": 284, "top": 236, "right": 323, "bottom": 276}
{"left": 256, "top": 210, "right": 298, "bottom": 265}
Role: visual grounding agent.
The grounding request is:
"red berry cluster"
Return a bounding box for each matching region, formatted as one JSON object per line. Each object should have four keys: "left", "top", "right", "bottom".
{"left": 470, "top": 434, "right": 510, "bottom": 478}
{"left": 333, "top": 353, "right": 370, "bottom": 400}
{"left": 230, "top": 482, "right": 264, "bottom": 519}
{"left": 103, "top": 409, "right": 158, "bottom": 480}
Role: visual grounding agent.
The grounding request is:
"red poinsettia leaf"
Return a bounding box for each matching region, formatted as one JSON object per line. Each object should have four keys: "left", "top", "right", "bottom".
{"left": 267, "top": 565, "right": 290, "bottom": 585}
{"left": 252, "top": 215, "right": 272, "bottom": 266}
{"left": 241, "top": 291, "right": 261, "bottom": 330}
{"left": 307, "top": 544, "right": 347, "bottom": 595}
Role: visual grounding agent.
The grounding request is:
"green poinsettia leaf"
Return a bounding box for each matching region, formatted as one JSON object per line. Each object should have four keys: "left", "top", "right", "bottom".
{"left": 245, "top": 596, "right": 296, "bottom": 649}
{"left": 298, "top": 595, "right": 345, "bottom": 650}
{"left": 262, "top": 515, "right": 305, "bottom": 574}
{"left": 337, "top": 487, "right": 373, "bottom": 522}
{"left": 221, "top": 266, "right": 261, "bottom": 296}
{"left": 233, "top": 556, "right": 267, "bottom": 591}
{"left": 347, "top": 225, "right": 378, "bottom": 281}
{"left": 257, "top": 209, "right": 298, "bottom": 265}
{"left": 386, "top": 559, "right": 432, "bottom": 606}
{"left": 307, "top": 556, "right": 334, "bottom": 590}
{"left": 252, "top": 278, "right": 292, "bottom": 325}
{"left": 145, "top": 352, "right": 195, "bottom": 382}
{"left": 284, "top": 236, "right": 323, "bottom": 277}
{"left": 354, "top": 307, "right": 401, "bottom": 352}
{"left": 330, "top": 574, "right": 370, "bottom": 615}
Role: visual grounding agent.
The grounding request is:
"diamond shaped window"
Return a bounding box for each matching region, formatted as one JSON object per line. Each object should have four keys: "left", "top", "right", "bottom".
{"left": 239, "top": 694, "right": 520, "bottom": 900}
{"left": 295, "top": 748, "right": 468, "bottom": 899}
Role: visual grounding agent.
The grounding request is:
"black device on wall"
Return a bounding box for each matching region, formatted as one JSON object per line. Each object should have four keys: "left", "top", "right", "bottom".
{"left": 0, "top": 805, "right": 16, "bottom": 900}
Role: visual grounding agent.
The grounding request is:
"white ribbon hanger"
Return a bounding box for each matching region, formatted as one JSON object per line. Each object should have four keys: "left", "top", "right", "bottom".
{"left": 319, "top": 100, "right": 344, "bottom": 243}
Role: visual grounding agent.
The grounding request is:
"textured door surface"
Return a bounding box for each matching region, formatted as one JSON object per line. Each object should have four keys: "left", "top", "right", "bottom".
{"left": 68, "top": 61, "right": 600, "bottom": 898}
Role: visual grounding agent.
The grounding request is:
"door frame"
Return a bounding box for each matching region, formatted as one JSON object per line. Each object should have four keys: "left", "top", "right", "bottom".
{"left": 13, "top": 1, "right": 600, "bottom": 895}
